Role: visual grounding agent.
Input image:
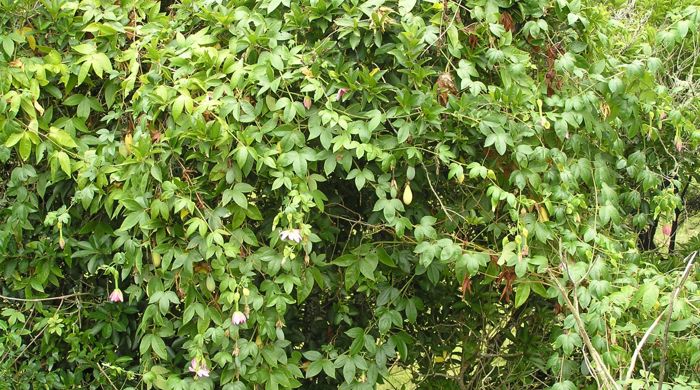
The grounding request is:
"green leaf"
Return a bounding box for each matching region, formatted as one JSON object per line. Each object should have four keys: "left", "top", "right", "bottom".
{"left": 78, "top": 62, "right": 91, "bottom": 86}
{"left": 344, "top": 264, "right": 360, "bottom": 290}
{"left": 2, "top": 36, "right": 14, "bottom": 56}
{"left": 56, "top": 151, "right": 71, "bottom": 176}
{"left": 359, "top": 253, "right": 378, "bottom": 280}
{"left": 608, "top": 77, "right": 623, "bottom": 93}
{"left": 515, "top": 257, "right": 528, "bottom": 278}
{"left": 77, "top": 97, "right": 92, "bottom": 118}
{"left": 172, "top": 94, "right": 186, "bottom": 120}
{"left": 73, "top": 43, "right": 96, "bottom": 55}
{"left": 267, "top": 0, "right": 282, "bottom": 13}
{"left": 677, "top": 20, "right": 689, "bottom": 39}
{"left": 456, "top": 251, "right": 489, "bottom": 279}
{"left": 484, "top": 131, "right": 511, "bottom": 155}
{"left": 598, "top": 203, "right": 619, "bottom": 226}
{"left": 120, "top": 211, "right": 145, "bottom": 231}
{"left": 49, "top": 128, "right": 78, "bottom": 148}
{"left": 641, "top": 284, "right": 659, "bottom": 312}
{"left": 397, "top": 122, "right": 414, "bottom": 143}
{"left": 398, "top": 0, "right": 416, "bottom": 15}
{"left": 306, "top": 360, "right": 324, "bottom": 378}
{"left": 489, "top": 23, "right": 506, "bottom": 37}
{"left": 342, "top": 360, "right": 356, "bottom": 384}
{"left": 514, "top": 284, "right": 530, "bottom": 308}
{"left": 18, "top": 136, "right": 31, "bottom": 161}
{"left": 303, "top": 351, "right": 322, "bottom": 361}
{"left": 333, "top": 254, "right": 358, "bottom": 267}
{"left": 150, "top": 335, "right": 168, "bottom": 359}
{"left": 322, "top": 359, "right": 335, "bottom": 378}
{"left": 552, "top": 381, "right": 577, "bottom": 390}
{"left": 556, "top": 333, "right": 581, "bottom": 355}
{"left": 89, "top": 53, "right": 112, "bottom": 79}
{"left": 405, "top": 299, "right": 417, "bottom": 323}
{"left": 5, "top": 132, "right": 24, "bottom": 147}
{"left": 139, "top": 334, "right": 152, "bottom": 355}
{"left": 229, "top": 190, "right": 248, "bottom": 209}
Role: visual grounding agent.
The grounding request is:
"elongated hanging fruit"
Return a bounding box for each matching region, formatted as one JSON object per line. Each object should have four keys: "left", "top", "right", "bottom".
{"left": 537, "top": 205, "right": 549, "bottom": 222}
{"left": 206, "top": 274, "right": 216, "bottom": 292}
{"left": 403, "top": 182, "right": 413, "bottom": 205}
{"left": 152, "top": 250, "right": 161, "bottom": 267}
{"left": 124, "top": 133, "right": 133, "bottom": 154}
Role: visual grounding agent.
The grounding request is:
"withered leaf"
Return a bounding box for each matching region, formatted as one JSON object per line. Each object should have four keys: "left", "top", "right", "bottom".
{"left": 436, "top": 72, "right": 458, "bottom": 106}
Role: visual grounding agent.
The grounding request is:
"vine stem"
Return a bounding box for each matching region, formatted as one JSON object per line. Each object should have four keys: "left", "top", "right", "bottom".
{"left": 0, "top": 292, "right": 90, "bottom": 302}
{"left": 420, "top": 161, "right": 454, "bottom": 222}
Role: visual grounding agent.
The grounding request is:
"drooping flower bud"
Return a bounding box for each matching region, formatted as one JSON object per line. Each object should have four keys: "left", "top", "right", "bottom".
{"left": 232, "top": 310, "right": 247, "bottom": 325}
{"left": 109, "top": 288, "right": 124, "bottom": 303}
{"left": 674, "top": 137, "right": 683, "bottom": 153}
{"left": 188, "top": 358, "right": 210, "bottom": 378}
{"left": 336, "top": 88, "right": 348, "bottom": 101}
{"left": 303, "top": 96, "right": 312, "bottom": 110}
{"left": 280, "top": 228, "right": 302, "bottom": 243}
{"left": 521, "top": 245, "right": 529, "bottom": 257}
{"left": 662, "top": 224, "right": 672, "bottom": 237}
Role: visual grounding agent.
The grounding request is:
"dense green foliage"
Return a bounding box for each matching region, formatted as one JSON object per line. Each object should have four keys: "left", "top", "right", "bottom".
{"left": 1, "top": 0, "right": 700, "bottom": 389}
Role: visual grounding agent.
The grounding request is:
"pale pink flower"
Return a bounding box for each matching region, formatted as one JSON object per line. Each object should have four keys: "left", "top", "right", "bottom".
{"left": 675, "top": 138, "right": 683, "bottom": 153}
{"left": 521, "top": 245, "right": 529, "bottom": 257}
{"left": 336, "top": 88, "right": 348, "bottom": 101}
{"left": 280, "top": 228, "right": 302, "bottom": 243}
{"left": 109, "top": 288, "right": 123, "bottom": 303}
{"left": 232, "top": 310, "right": 247, "bottom": 325}
{"left": 303, "top": 96, "right": 312, "bottom": 110}
{"left": 662, "top": 224, "right": 672, "bottom": 237}
{"left": 188, "top": 358, "right": 210, "bottom": 378}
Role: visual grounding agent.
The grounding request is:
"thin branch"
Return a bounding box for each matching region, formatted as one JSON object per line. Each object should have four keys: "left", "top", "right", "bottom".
{"left": 11, "top": 299, "right": 65, "bottom": 367}
{"left": 561, "top": 247, "right": 604, "bottom": 388}
{"left": 624, "top": 251, "right": 697, "bottom": 387}
{"left": 657, "top": 251, "right": 698, "bottom": 389}
{"left": 549, "top": 269, "right": 621, "bottom": 390}
{"left": 94, "top": 361, "right": 120, "bottom": 390}
{"left": 623, "top": 311, "right": 665, "bottom": 385}
{"left": 0, "top": 292, "right": 90, "bottom": 302}
{"left": 420, "top": 161, "right": 454, "bottom": 222}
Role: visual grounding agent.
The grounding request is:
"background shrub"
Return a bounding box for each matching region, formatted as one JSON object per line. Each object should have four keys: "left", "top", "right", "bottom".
{"left": 1, "top": 0, "right": 700, "bottom": 389}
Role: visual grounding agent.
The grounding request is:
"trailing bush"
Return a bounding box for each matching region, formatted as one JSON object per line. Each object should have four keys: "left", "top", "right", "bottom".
{"left": 1, "top": 0, "right": 700, "bottom": 389}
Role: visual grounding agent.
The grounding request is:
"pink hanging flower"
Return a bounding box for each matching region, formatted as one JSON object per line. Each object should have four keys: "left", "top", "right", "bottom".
{"left": 662, "top": 224, "right": 672, "bottom": 237}
{"left": 336, "top": 88, "right": 348, "bottom": 101}
{"left": 674, "top": 138, "right": 683, "bottom": 153}
{"left": 232, "top": 310, "right": 247, "bottom": 325}
{"left": 280, "top": 228, "right": 302, "bottom": 243}
{"left": 188, "top": 358, "right": 210, "bottom": 378}
{"left": 303, "top": 96, "right": 312, "bottom": 110}
{"left": 109, "top": 288, "right": 124, "bottom": 303}
{"left": 521, "top": 245, "right": 529, "bottom": 257}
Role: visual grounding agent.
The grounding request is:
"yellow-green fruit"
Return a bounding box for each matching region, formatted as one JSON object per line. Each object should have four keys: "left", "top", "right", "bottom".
{"left": 152, "top": 251, "right": 161, "bottom": 267}
{"left": 206, "top": 275, "right": 216, "bottom": 292}
{"left": 403, "top": 182, "right": 413, "bottom": 205}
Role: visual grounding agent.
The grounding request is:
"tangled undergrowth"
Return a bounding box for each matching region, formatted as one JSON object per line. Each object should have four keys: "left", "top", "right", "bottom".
{"left": 1, "top": 0, "right": 700, "bottom": 389}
